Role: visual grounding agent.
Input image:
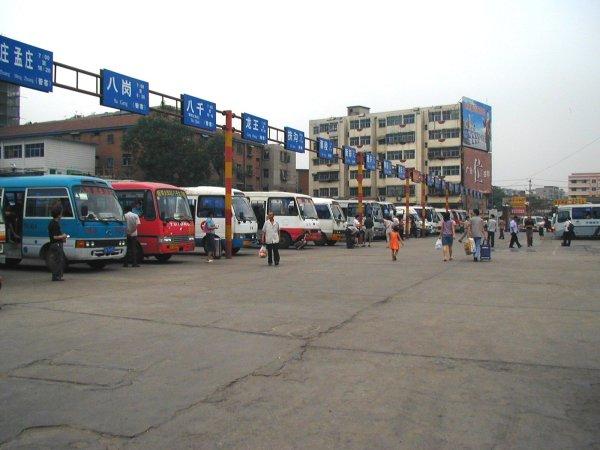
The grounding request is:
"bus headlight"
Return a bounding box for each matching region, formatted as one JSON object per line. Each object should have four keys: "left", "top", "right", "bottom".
{"left": 159, "top": 236, "right": 172, "bottom": 243}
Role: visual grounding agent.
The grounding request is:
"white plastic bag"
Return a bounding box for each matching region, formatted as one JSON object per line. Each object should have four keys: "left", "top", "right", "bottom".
{"left": 435, "top": 238, "right": 442, "bottom": 250}
{"left": 259, "top": 245, "right": 267, "bottom": 258}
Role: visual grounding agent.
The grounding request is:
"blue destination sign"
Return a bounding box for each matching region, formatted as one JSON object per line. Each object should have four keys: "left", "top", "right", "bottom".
{"left": 383, "top": 160, "right": 393, "bottom": 176}
{"left": 0, "top": 36, "right": 53, "bottom": 92}
{"left": 343, "top": 146, "right": 357, "bottom": 165}
{"left": 181, "top": 94, "right": 216, "bottom": 132}
{"left": 317, "top": 137, "right": 334, "bottom": 160}
{"left": 242, "top": 113, "right": 268, "bottom": 144}
{"left": 397, "top": 165, "right": 406, "bottom": 180}
{"left": 284, "top": 127, "right": 305, "bottom": 153}
{"left": 365, "top": 152, "right": 376, "bottom": 171}
{"left": 101, "top": 69, "right": 149, "bottom": 115}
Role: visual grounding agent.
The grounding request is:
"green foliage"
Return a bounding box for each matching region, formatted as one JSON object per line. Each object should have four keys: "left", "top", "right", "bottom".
{"left": 204, "top": 132, "right": 225, "bottom": 184}
{"left": 491, "top": 185, "right": 506, "bottom": 210}
{"left": 122, "top": 115, "right": 211, "bottom": 186}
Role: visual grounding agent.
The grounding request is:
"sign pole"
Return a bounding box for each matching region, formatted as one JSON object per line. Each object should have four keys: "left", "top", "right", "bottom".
{"left": 421, "top": 179, "right": 427, "bottom": 237}
{"left": 445, "top": 185, "right": 450, "bottom": 212}
{"left": 224, "top": 111, "right": 233, "bottom": 259}
{"left": 405, "top": 171, "right": 410, "bottom": 238}
{"left": 357, "top": 152, "right": 364, "bottom": 223}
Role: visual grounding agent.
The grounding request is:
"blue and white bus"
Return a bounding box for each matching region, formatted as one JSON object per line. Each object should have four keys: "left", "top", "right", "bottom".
{"left": 0, "top": 175, "right": 127, "bottom": 269}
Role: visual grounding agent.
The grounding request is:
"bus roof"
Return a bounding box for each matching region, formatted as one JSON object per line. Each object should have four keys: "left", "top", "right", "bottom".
{"left": 245, "top": 191, "right": 313, "bottom": 199}
{"left": 312, "top": 197, "right": 341, "bottom": 205}
{"left": 182, "top": 186, "right": 245, "bottom": 196}
{"left": 111, "top": 181, "right": 182, "bottom": 191}
{"left": 0, "top": 174, "right": 110, "bottom": 189}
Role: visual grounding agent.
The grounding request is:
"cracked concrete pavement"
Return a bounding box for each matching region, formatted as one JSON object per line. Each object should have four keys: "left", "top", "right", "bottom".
{"left": 1, "top": 234, "right": 599, "bottom": 449}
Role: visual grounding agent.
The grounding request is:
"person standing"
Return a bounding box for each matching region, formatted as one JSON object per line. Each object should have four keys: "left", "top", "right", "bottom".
{"left": 353, "top": 215, "right": 365, "bottom": 247}
{"left": 468, "top": 208, "right": 484, "bottom": 261}
{"left": 498, "top": 217, "right": 506, "bottom": 240}
{"left": 487, "top": 214, "right": 497, "bottom": 248}
{"left": 389, "top": 224, "right": 403, "bottom": 261}
{"left": 48, "top": 205, "right": 68, "bottom": 281}
{"left": 262, "top": 211, "right": 280, "bottom": 266}
{"left": 123, "top": 205, "right": 141, "bottom": 267}
{"left": 562, "top": 216, "right": 573, "bottom": 246}
{"left": 509, "top": 216, "right": 522, "bottom": 249}
{"left": 364, "top": 215, "right": 374, "bottom": 247}
{"left": 203, "top": 211, "right": 219, "bottom": 263}
{"left": 524, "top": 215, "right": 535, "bottom": 247}
{"left": 439, "top": 212, "right": 456, "bottom": 262}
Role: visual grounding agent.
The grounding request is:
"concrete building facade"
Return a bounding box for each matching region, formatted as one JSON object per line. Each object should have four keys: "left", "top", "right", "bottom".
{"left": 259, "top": 144, "right": 298, "bottom": 192}
{"left": 533, "top": 185, "right": 565, "bottom": 200}
{"left": 0, "top": 82, "right": 20, "bottom": 127}
{"left": 309, "top": 103, "right": 474, "bottom": 207}
{"left": 568, "top": 172, "right": 600, "bottom": 198}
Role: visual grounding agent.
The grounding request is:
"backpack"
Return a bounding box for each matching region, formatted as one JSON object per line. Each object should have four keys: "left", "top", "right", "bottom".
{"left": 567, "top": 222, "right": 574, "bottom": 233}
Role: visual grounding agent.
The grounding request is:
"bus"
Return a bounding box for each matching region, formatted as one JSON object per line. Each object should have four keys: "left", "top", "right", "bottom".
{"left": 247, "top": 191, "right": 321, "bottom": 249}
{"left": 337, "top": 199, "right": 386, "bottom": 239}
{"left": 112, "top": 181, "right": 195, "bottom": 263}
{"left": 413, "top": 206, "right": 439, "bottom": 235}
{"left": 552, "top": 204, "right": 600, "bottom": 239}
{"left": 184, "top": 186, "right": 258, "bottom": 254}
{"left": 0, "top": 175, "right": 126, "bottom": 269}
{"left": 312, "top": 198, "right": 346, "bottom": 246}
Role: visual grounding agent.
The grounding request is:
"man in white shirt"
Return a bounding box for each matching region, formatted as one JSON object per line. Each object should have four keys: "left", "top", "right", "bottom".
{"left": 124, "top": 205, "right": 141, "bottom": 267}
{"left": 487, "top": 214, "right": 498, "bottom": 248}
{"left": 509, "top": 215, "right": 522, "bottom": 249}
{"left": 262, "top": 211, "right": 280, "bottom": 266}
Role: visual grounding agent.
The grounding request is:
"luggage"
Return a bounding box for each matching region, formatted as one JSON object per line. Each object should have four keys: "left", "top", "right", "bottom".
{"left": 480, "top": 240, "right": 491, "bottom": 261}
{"left": 213, "top": 236, "right": 222, "bottom": 259}
{"left": 464, "top": 238, "right": 474, "bottom": 255}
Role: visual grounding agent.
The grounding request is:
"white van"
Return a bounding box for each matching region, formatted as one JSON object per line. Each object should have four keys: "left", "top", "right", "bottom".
{"left": 312, "top": 198, "right": 346, "bottom": 246}
{"left": 183, "top": 186, "right": 258, "bottom": 254}
{"left": 337, "top": 199, "right": 386, "bottom": 239}
{"left": 552, "top": 204, "right": 600, "bottom": 239}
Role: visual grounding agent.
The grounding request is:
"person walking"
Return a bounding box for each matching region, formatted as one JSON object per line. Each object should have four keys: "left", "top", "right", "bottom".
{"left": 262, "top": 211, "right": 280, "bottom": 266}
{"left": 203, "top": 211, "right": 218, "bottom": 263}
{"left": 389, "top": 224, "right": 403, "bottom": 261}
{"left": 498, "top": 217, "right": 506, "bottom": 240}
{"left": 468, "top": 208, "right": 485, "bottom": 261}
{"left": 123, "top": 205, "right": 141, "bottom": 267}
{"left": 562, "top": 216, "right": 574, "bottom": 246}
{"left": 524, "top": 215, "right": 535, "bottom": 247}
{"left": 48, "top": 205, "right": 68, "bottom": 281}
{"left": 487, "top": 214, "right": 497, "bottom": 248}
{"left": 364, "top": 215, "right": 374, "bottom": 247}
{"left": 439, "top": 211, "right": 456, "bottom": 262}
{"left": 509, "top": 215, "right": 522, "bottom": 249}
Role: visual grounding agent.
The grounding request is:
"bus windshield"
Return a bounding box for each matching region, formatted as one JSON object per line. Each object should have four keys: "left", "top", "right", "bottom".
{"left": 156, "top": 189, "right": 192, "bottom": 221}
{"left": 315, "top": 204, "right": 332, "bottom": 220}
{"left": 233, "top": 195, "right": 256, "bottom": 221}
{"left": 331, "top": 204, "right": 345, "bottom": 221}
{"left": 297, "top": 197, "right": 318, "bottom": 220}
{"left": 73, "top": 185, "right": 124, "bottom": 221}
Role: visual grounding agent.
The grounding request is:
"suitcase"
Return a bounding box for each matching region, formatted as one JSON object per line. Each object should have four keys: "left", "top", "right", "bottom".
{"left": 213, "top": 236, "right": 222, "bottom": 259}
{"left": 480, "top": 240, "right": 491, "bottom": 261}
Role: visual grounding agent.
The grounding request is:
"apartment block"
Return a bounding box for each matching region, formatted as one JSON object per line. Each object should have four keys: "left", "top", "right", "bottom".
{"left": 309, "top": 103, "right": 470, "bottom": 206}
{"left": 568, "top": 172, "right": 600, "bottom": 198}
{"left": 533, "top": 185, "right": 565, "bottom": 200}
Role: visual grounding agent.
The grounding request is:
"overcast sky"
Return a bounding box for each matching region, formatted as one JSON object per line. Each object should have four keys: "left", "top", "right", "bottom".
{"left": 2, "top": 0, "right": 599, "bottom": 190}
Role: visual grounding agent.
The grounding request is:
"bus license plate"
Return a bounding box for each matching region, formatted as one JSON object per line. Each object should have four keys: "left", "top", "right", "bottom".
{"left": 104, "top": 247, "right": 115, "bottom": 255}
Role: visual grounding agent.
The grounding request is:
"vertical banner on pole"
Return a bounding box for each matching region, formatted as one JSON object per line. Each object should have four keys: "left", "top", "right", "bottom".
{"left": 224, "top": 111, "right": 234, "bottom": 259}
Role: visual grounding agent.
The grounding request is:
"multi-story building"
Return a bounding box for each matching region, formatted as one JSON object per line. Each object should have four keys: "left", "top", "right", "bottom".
{"left": 297, "top": 169, "right": 309, "bottom": 194}
{"left": 309, "top": 103, "right": 488, "bottom": 207}
{"left": 533, "top": 185, "right": 565, "bottom": 201}
{"left": 0, "top": 82, "right": 20, "bottom": 127}
{"left": 568, "top": 172, "right": 600, "bottom": 198}
{"left": 257, "top": 144, "right": 297, "bottom": 192}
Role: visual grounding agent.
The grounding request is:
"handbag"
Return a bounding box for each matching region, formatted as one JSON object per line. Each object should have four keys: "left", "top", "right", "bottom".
{"left": 435, "top": 238, "right": 442, "bottom": 250}
{"left": 464, "top": 239, "right": 473, "bottom": 255}
{"left": 259, "top": 245, "right": 267, "bottom": 258}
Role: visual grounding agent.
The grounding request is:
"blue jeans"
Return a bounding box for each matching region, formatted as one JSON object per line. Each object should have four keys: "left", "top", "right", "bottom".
{"left": 473, "top": 237, "right": 482, "bottom": 260}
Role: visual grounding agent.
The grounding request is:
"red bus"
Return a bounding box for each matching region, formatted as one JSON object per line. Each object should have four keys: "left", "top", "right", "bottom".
{"left": 112, "top": 181, "right": 195, "bottom": 263}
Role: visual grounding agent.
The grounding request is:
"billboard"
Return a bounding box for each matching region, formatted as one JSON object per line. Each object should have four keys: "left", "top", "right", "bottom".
{"left": 463, "top": 147, "right": 492, "bottom": 194}
{"left": 461, "top": 97, "right": 491, "bottom": 152}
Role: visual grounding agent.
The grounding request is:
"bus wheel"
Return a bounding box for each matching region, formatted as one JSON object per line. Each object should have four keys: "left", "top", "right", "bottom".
{"left": 88, "top": 261, "right": 107, "bottom": 270}
{"left": 3, "top": 258, "right": 21, "bottom": 267}
{"left": 326, "top": 240, "right": 337, "bottom": 246}
{"left": 279, "top": 232, "right": 292, "bottom": 250}
{"left": 155, "top": 254, "right": 172, "bottom": 263}
{"left": 314, "top": 233, "right": 327, "bottom": 246}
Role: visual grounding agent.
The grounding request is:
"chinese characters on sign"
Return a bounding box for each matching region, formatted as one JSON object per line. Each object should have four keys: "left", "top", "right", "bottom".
{"left": 0, "top": 36, "right": 52, "bottom": 92}
{"left": 317, "top": 137, "right": 334, "bottom": 160}
{"left": 241, "top": 113, "right": 268, "bottom": 144}
{"left": 383, "top": 160, "right": 393, "bottom": 176}
{"left": 397, "top": 165, "right": 406, "bottom": 180}
{"left": 364, "top": 153, "right": 376, "bottom": 171}
{"left": 101, "top": 69, "right": 149, "bottom": 115}
{"left": 181, "top": 94, "right": 216, "bottom": 132}
{"left": 284, "top": 127, "right": 305, "bottom": 153}
{"left": 343, "top": 146, "right": 357, "bottom": 165}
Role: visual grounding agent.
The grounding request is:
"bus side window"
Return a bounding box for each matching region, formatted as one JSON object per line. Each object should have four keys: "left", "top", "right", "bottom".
{"left": 557, "top": 210, "right": 569, "bottom": 223}
{"left": 144, "top": 190, "right": 156, "bottom": 220}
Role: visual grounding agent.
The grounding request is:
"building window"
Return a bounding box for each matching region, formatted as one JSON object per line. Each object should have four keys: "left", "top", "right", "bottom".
{"left": 378, "top": 187, "right": 386, "bottom": 196}
{"left": 235, "top": 164, "right": 243, "bottom": 180}
{"left": 378, "top": 137, "right": 386, "bottom": 145}
{"left": 263, "top": 169, "right": 269, "bottom": 178}
{"left": 247, "top": 148, "right": 253, "bottom": 157}
{"left": 386, "top": 132, "right": 415, "bottom": 144}
{"left": 313, "top": 189, "right": 319, "bottom": 196}
{"left": 429, "top": 166, "right": 442, "bottom": 177}
{"left": 403, "top": 114, "right": 415, "bottom": 124}
{"left": 106, "top": 157, "right": 114, "bottom": 168}
{"left": 319, "top": 188, "right": 329, "bottom": 197}
{"left": 349, "top": 137, "right": 360, "bottom": 146}
{"left": 442, "top": 110, "right": 459, "bottom": 120}
{"left": 378, "top": 118, "right": 386, "bottom": 128}
{"left": 330, "top": 138, "right": 338, "bottom": 148}
{"left": 386, "top": 115, "right": 402, "bottom": 126}
{"left": 246, "top": 165, "right": 253, "bottom": 176}
{"left": 313, "top": 171, "right": 339, "bottom": 182}
{"left": 359, "top": 118, "right": 371, "bottom": 128}
{"left": 386, "top": 185, "right": 402, "bottom": 196}
{"left": 3, "top": 144, "right": 22, "bottom": 159}
{"left": 428, "top": 111, "right": 442, "bottom": 122}
{"left": 107, "top": 133, "right": 114, "bottom": 144}
{"left": 319, "top": 123, "right": 329, "bottom": 133}
{"left": 24, "top": 143, "right": 44, "bottom": 158}
{"left": 235, "top": 142, "right": 243, "bottom": 155}
{"left": 329, "top": 122, "right": 338, "bottom": 132}
{"left": 281, "top": 170, "right": 289, "bottom": 181}
{"left": 122, "top": 153, "right": 132, "bottom": 166}
{"left": 349, "top": 170, "right": 371, "bottom": 179}
{"left": 262, "top": 148, "right": 270, "bottom": 159}
{"left": 313, "top": 126, "right": 319, "bottom": 135}
{"left": 312, "top": 156, "right": 339, "bottom": 166}
{"left": 442, "top": 165, "right": 460, "bottom": 176}
{"left": 403, "top": 150, "right": 416, "bottom": 159}
{"left": 280, "top": 152, "right": 291, "bottom": 163}
{"left": 429, "top": 129, "right": 460, "bottom": 140}
{"left": 349, "top": 120, "right": 360, "bottom": 130}
{"left": 330, "top": 188, "right": 338, "bottom": 197}
{"left": 349, "top": 187, "right": 372, "bottom": 197}
{"left": 386, "top": 150, "right": 402, "bottom": 160}
{"left": 428, "top": 147, "right": 460, "bottom": 158}
{"left": 359, "top": 136, "right": 371, "bottom": 145}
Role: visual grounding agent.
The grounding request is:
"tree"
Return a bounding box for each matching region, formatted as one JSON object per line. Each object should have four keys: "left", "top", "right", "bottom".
{"left": 491, "top": 185, "right": 506, "bottom": 210}
{"left": 122, "top": 115, "right": 211, "bottom": 186}
{"left": 204, "top": 132, "right": 225, "bottom": 184}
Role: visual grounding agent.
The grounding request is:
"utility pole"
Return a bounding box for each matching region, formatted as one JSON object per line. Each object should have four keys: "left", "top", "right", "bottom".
{"left": 528, "top": 178, "right": 532, "bottom": 217}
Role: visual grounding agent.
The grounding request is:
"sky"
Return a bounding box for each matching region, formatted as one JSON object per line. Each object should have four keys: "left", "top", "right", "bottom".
{"left": 1, "top": 0, "right": 599, "bottom": 192}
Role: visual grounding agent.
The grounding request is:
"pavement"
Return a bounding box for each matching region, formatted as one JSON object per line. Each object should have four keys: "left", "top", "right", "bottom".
{"left": 0, "top": 233, "right": 599, "bottom": 449}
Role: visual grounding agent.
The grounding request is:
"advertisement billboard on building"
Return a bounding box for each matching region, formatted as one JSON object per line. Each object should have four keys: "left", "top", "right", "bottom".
{"left": 461, "top": 97, "right": 491, "bottom": 152}
{"left": 463, "top": 147, "right": 492, "bottom": 193}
